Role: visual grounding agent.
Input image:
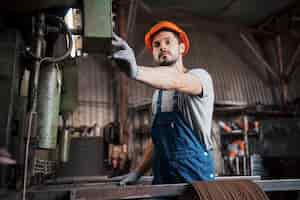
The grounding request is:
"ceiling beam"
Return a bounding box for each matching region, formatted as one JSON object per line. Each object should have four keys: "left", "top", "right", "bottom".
{"left": 135, "top": 9, "right": 277, "bottom": 37}
{"left": 287, "top": 42, "right": 300, "bottom": 78}
{"left": 240, "top": 32, "right": 280, "bottom": 81}
{"left": 275, "top": 35, "right": 284, "bottom": 75}
{"left": 255, "top": 0, "right": 299, "bottom": 27}
{"left": 215, "top": 0, "right": 239, "bottom": 16}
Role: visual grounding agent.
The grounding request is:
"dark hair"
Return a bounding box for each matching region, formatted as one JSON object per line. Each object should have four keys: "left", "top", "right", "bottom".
{"left": 150, "top": 28, "right": 180, "bottom": 45}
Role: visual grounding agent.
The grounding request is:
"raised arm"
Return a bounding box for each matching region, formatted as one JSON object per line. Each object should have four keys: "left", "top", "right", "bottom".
{"left": 112, "top": 33, "right": 202, "bottom": 95}
{"left": 136, "top": 66, "right": 202, "bottom": 95}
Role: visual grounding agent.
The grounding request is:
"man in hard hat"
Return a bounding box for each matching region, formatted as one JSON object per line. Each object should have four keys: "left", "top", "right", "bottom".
{"left": 112, "top": 21, "right": 215, "bottom": 185}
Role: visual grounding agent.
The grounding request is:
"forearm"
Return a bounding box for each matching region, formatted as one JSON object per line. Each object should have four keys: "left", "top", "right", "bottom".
{"left": 136, "top": 66, "right": 202, "bottom": 95}
{"left": 136, "top": 66, "right": 181, "bottom": 90}
{"left": 135, "top": 140, "right": 153, "bottom": 175}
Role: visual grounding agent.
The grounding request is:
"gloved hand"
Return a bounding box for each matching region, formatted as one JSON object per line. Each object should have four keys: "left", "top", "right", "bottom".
{"left": 111, "top": 32, "right": 139, "bottom": 79}
{"left": 0, "top": 148, "right": 15, "bottom": 165}
{"left": 119, "top": 171, "right": 141, "bottom": 186}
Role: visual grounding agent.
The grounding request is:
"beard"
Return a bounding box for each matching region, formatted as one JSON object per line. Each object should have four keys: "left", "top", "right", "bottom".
{"left": 159, "top": 59, "right": 177, "bottom": 66}
{"left": 158, "top": 54, "right": 178, "bottom": 66}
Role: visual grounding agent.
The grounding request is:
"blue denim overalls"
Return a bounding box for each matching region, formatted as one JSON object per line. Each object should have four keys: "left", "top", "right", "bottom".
{"left": 151, "top": 90, "right": 215, "bottom": 184}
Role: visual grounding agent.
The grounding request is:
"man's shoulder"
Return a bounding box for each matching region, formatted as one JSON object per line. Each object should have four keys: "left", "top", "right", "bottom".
{"left": 187, "top": 68, "right": 214, "bottom": 99}
{"left": 188, "top": 68, "right": 211, "bottom": 77}
{"left": 188, "top": 68, "right": 213, "bottom": 86}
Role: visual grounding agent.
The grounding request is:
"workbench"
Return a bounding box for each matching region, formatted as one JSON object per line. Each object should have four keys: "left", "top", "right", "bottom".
{"left": 26, "top": 176, "right": 300, "bottom": 200}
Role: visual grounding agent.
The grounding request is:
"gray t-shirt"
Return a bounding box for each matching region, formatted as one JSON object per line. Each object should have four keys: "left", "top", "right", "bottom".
{"left": 151, "top": 68, "right": 214, "bottom": 150}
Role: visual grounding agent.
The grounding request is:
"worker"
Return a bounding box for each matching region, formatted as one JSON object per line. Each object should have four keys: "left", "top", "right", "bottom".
{"left": 112, "top": 21, "right": 215, "bottom": 185}
{"left": 0, "top": 148, "right": 15, "bottom": 165}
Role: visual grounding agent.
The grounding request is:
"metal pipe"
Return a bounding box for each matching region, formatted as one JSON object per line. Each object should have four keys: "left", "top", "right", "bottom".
{"left": 243, "top": 156, "right": 247, "bottom": 176}
{"left": 116, "top": 3, "right": 129, "bottom": 144}
{"left": 235, "top": 157, "right": 240, "bottom": 175}
{"left": 37, "top": 64, "right": 62, "bottom": 149}
{"left": 23, "top": 13, "right": 46, "bottom": 200}
{"left": 60, "top": 128, "right": 71, "bottom": 163}
{"left": 243, "top": 116, "right": 249, "bottom": 175}
{"left": 30, "top": 14, "right": 46, "bottom": 114}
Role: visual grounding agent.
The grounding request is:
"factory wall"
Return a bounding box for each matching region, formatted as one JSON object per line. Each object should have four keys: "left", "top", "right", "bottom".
{"left": 66, "top": 55, "right": 115, "bottom": 128}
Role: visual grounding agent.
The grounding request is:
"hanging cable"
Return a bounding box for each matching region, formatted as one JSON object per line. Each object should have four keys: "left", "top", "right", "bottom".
{"left": 26, "top": 15, "right": 73, "bottom": 63}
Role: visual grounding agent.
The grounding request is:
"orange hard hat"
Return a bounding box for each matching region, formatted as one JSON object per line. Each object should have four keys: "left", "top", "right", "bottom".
{"left": 144, "top": 21, "right": 190, "bottom": 55}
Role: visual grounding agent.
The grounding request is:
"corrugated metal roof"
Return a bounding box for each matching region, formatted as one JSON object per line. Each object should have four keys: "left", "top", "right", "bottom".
{"left": 143, "top": 0, "right": 232, "bottom": 16}
{"left": 221, "top": 0, "right": 297, "bottom": 25}
{"left": 142, "top": 0, "right": 298, "bottom": 25}
{"left": 187, "top": 30, "right": 279, "bottom": 105}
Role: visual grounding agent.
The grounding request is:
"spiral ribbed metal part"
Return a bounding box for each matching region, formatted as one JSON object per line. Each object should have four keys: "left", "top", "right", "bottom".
{"left": 184, "top": 180, "right": 270, "bottom": 200}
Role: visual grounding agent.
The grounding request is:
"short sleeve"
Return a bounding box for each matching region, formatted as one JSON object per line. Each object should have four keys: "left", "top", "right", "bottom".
{"left": 189, "top": 69, "right": 213, "bottom": 98}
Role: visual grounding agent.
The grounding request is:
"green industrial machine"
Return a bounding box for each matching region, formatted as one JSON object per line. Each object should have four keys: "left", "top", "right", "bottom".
{"left": 37, "top": 64, "right": 62, "bottom": 149}
{"left": 3, "top": 0, "right": 113, "bottom": 53}
{"left": 31, "top": 0, "right": 112, "bottom": 150}
{"left": 83, "top": 0, "right": 112, "bottom": 53}
{"left": 60, "top": 60, "right": 79, "bottom": 116}
{"left": 0, "top": 0, "right": 113, "bottom": 191}
{"left": 59, "top": 128, "right": 71, "bottom": 163}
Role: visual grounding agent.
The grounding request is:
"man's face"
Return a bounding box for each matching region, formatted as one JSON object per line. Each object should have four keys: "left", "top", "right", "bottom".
{"left": 151, "top": 31, "right": 185, "bottom": 66}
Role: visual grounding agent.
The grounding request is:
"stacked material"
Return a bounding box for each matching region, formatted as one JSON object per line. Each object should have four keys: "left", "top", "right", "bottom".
{"left": 179, "top": 180, "right": 269, "bottom": 200}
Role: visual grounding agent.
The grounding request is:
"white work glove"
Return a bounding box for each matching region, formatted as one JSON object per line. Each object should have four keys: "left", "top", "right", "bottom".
{"left": 0, "top": 148, "right": 15, "bottom": 165}
{"left": 119, "top": 171, "right": 141, "bottom": 186}
{"left": 111, "top": 32, "right": 139, "bottom": 79}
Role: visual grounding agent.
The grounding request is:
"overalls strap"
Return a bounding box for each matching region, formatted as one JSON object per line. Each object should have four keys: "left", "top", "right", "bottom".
{"left": 173, "top": 91, "right": 179, "bottom": 111}
{"left": 157, "top": 90, "right": 163, "bottom": 113}
{"left": 157, "top": 90, "right": 179, "bottom": 113}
